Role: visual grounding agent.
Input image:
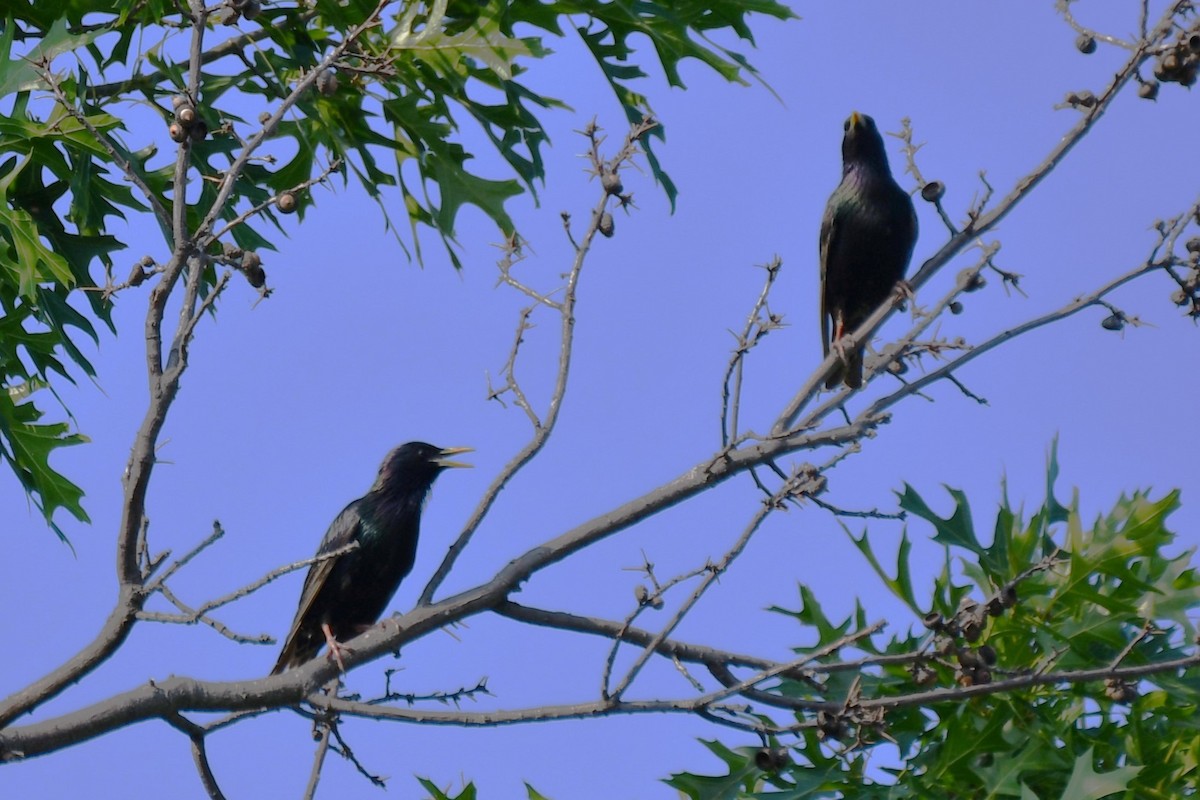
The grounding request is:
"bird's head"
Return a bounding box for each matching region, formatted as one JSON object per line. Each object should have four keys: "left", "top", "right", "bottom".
{"left": 374, "top": 442, "right": 473, "bottom": 494}
{"left": 841, "top": 111, "right": 890, "bottom": 171}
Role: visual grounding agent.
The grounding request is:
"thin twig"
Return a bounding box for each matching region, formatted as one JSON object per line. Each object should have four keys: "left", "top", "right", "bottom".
{"left": 418, "top": 117, "right": 657, "bottom": 606}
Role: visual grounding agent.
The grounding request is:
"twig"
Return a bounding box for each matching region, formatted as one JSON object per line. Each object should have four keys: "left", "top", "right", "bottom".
{"left": 609, "top": 465, "right": 815, "bottom": 700}
{"left": 164, "top": 712, "right": 227, "bottom": 800}
{"left": 772, "top": 2, "right": 1188, "bottom": 434}
{"left": 144, "top": 541, "right": 360, "bottom": 637}
{"left": 40, "top": 67, "right": 171, "bottom": 232}
{"left": 303, "top": 723, "right": 332, "bottom": 800}
{"left": 721, "top": 257, "right": 784, "bottom": 447}
{"left": 418, "top": 118, "right": 656, "bottom": 606}
{"left": 146, "top": 521, "right": 226, "bottom": 592}
{"left": 328, "top": 724, "right": 387, "bottom": 788}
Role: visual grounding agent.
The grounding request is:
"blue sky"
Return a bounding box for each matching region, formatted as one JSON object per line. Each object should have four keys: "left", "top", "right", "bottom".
{"left": 3, "top": 2, "right": 1200, "bottom": 797}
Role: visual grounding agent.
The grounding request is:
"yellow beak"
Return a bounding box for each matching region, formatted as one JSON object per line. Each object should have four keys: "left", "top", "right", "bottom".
{"left": 435, "top": 446, "right": 474, "bottom": 469}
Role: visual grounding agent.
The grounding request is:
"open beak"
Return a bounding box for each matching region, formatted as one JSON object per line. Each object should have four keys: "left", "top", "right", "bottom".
{"left": 848, "top": 110, "right": 863, "bottom": 128}
{"left": 434, "top": 446, "right": 474, "bottom": 469}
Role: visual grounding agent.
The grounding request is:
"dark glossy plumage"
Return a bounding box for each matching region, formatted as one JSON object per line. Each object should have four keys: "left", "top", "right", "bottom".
{"left": 272, "top": 442, "right": 472, "bottom": 674}
{"left": 820, "top": 111, "right": 918, "bottom": 389}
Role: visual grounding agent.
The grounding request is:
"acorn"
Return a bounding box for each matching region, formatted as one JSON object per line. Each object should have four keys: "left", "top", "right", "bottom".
{"left": 919, "top": 180, "right": 945, "bottom": 203}
{"left": 242, "top": 0, "right": 262, "bottom": 20}
{"left": 634, "top": 584, "right": 649, "bottom": 605}
{"left": 171, "top": 95, "right": 187, "bottom": 110}
{"left": 957, "top": 649, "right": 983, "bottom": 670}
{"left": 977, "top": 645, "right": 997, "bottom": 666}
{"left": 1075, "top": 33, "right": 1096, "bottom": 54}
{"left": 176, "top": 104, "right": 197, "bottom": 127}
{"left": 189, "top": 120, "right": 208, "bottom": 143}
{"left": 168, "top": 121, "right": 189, "bottom": 143}
{"left": 754, "top": 747, "right": 791, "bottom": 772}
{"left": 1100, "top": 313, "right": 1125, "bottom": 331}
{"left": 258, "top": 111, "right": 272, "bottom": 125}
{"left": 241, "top": 251, "right": 266, "bottom": 288}
{"left": 986, "top": 596, "right": 1005, "bottom": 617}
{"left": 598, "top": 211, "right": 614, "bottom": 238}
{"left": 600, "top": 169, "right": 623, "bottom": 196}
{"left": 1073, "top": 89, "right": 1097, "bottom": 108}
{"left": 922, "top": 611, "right": 944, "bottom": 631}
{"left": 1001, "top": 585, "right": 1018, "bottom": 609}
{"left": 1138, "top": 81, "right": 1159, "bottom": 100}
{"left": 949, "top": 301, "right": 963, "bottom": 315}
{"left": 1175, "top": 288, "right": 1192, "bottom": 306}
{"left": 1185, "top": 237, "right": 1200, "bottom": 254}
{"left": 277, "top": 191, "right": 298, "bottom": 214}
{"left": 316, "top": 68, "right": 339, "bottom": 97}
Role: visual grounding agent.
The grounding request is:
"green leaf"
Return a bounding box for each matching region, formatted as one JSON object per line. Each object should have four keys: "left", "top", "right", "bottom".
{"left": 0, "top": 18, "right": 104, "bottom": 96}
{"left": 1058, "top": 748, "right": 1141, "bottom": 800}
{"left": 417, "top": 777, "right": 477, "bottom": 800}
{"left": 898, "top": 483, "right": 980, "bottom": 554}
{"left": 665, "top": 740, "right": 759, "bottom": 800}
{"left": 0, "top": 392, "right": 89, "bottom": 544}
{"left": 845, "top": 522, "right": 922, "bottom": 615}
{"left": 424, "top": 150, "right": 520, "bottom": 237}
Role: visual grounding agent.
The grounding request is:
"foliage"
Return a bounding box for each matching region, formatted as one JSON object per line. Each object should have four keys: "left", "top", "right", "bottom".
{"left": 0, "top": 0, "right": 791, "bottom": 539}
{"left": 669, "top": 447, "right": 1200, "bottom": 798}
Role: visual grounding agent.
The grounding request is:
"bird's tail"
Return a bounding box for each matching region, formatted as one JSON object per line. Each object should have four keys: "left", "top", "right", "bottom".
{"left": 271, "top": 635, "right": 308, "bottom": 675}
{"left": 270, "top": 650, "right": 293, "bottom": 676}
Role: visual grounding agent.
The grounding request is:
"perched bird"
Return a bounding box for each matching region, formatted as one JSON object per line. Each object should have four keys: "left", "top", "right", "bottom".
{"left": 271, "top": 442, "right": 472, "bottom": 674}
{"left": 820, "top": 111, "right": 918, "bottom": 389}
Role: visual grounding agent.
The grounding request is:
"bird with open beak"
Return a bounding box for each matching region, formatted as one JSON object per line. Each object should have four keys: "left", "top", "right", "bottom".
{"left": 272, "top": 442, "right": 472, "bottom": 674}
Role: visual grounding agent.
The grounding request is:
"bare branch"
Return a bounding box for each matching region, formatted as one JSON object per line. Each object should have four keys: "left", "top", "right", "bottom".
{"left": 165, "top": 712, "right": 227, "bottom": 800}
{"left": 419, "top": 118, "right": 658, "bottom": 606}
{"left": 773, "top": 1, "right": 1188, "bottom": 433}
{"left": 722, "top": 256, "right": 784, "bottom": 447}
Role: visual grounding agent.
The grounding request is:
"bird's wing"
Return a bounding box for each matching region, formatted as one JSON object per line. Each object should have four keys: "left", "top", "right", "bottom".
{"left": 818, "top": 193, "right": 843, "bottom": 357}
{"left": 273, "top": 502, "right": 362, "bottom": 672}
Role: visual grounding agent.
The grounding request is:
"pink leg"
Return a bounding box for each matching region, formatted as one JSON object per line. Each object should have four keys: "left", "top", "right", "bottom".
{"left": 322, "top": 623, "right": 349, "bottom": 673}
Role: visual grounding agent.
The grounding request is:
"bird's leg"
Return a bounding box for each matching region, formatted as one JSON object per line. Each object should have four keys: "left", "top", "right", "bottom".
{"left": 322, "top": 623, "right": 350, "bottom": 673}
{"left": 830, "top": 315, "right": 855, "bottom": 366}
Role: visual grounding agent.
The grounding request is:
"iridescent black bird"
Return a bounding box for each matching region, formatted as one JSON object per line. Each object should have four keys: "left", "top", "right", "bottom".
{"left": 272, "top": 442, "right": 472, "bottom": 674}
{"left": 820, "top": 111, "right": 918, "bottom": 389}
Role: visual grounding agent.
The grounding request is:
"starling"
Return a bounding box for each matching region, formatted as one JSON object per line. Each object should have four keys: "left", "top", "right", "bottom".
{"left": 271, "top": 442, "right": 472, "bottom": 674}
{"left": 820, "top": 111, "right": 918, "bottom": 389}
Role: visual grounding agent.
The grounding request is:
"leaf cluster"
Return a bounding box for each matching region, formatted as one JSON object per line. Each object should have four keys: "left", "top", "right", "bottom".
{"left": 670, "top": 445, "right": 1200, "bottom": 798}
{"left": 0, "top": 0, "right": 791, "bottom": 539}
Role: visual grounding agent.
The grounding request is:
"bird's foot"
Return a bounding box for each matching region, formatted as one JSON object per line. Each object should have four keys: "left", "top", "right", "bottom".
{"left": 892, "top": 280, "right": 915, "bottom": 315}
{"left": 322, "top": 623, "right": 351, "bottom": 673}
{"left": 831, "top": 334, "right": 855, "bottom": 366}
